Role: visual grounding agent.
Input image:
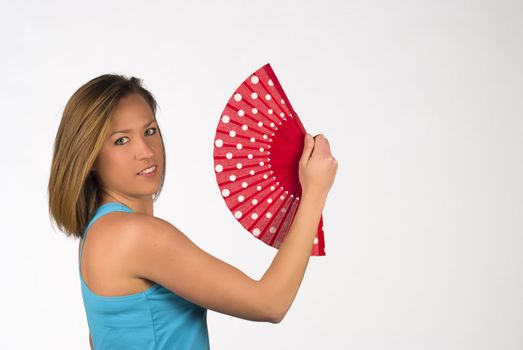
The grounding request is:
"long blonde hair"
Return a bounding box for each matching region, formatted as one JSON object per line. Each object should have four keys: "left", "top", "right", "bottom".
{"left": 48, "top": 74, "right": 166, "bottom": 239}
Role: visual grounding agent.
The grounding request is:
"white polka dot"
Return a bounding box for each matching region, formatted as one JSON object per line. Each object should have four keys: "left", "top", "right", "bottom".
{"left": 222, "top": 189, "right": 230, "bottom": 197}
{"left": 229, "top": 174, "right": 236, "bottom": 181}
{"left": 236, "top": 163, "right": 242, "bottom": 169}
{"left": 282, "top": 207, "right": 286, "bottom": 212}
{"left": 238, "top": 195, "right": 244, "bottom": 202}
{"left": 247, "top": 154, "right": 253, "bottom": 159}
{"left": 263, "top": 174, "right": 268, "bottom": 179}
{"left": 256, "top": 185, "right": 262, "bottom": 191}
{"left": 268, "top": 79, "right": 274, "bottom": 86}
{"left": 251, "top": 92, "right": 258, "bottom": 99}
{"left": 250, "top": 137, "right": 255, "bottom": 142}
{"left": 263, "top": 135, "right": 268, "bottom": 139}
{"left": 269, "top": 227, "right": 276, "bottom": 233}
{"left": 226, "top": 152, "right": 233, "bottom": 159}
{"left": 270, "top": 123, "right": 275, "bottom": 128}
{"left": 215, "top": 164, "right": 223, "bottom": 172}
{"left": 242, "top": 124, "right": 248, "bottom": 131}
{"left": 221, "top": 115, "right": 230, "bottom": 123}
{"left": 238, "top": 109, "right": 245, "bottom": 117}
{"left": 258, "top": 121, "right": 263, "bottom": 127}
{"left": 215, "top": 139, "right": 223, "bottom": 148}
{"left": 252, "top": 199, "right": 258, "bottom": 205}
{"left": 313, "top": 237, "right": 319, "bottom": 244}
{"left": 253, "top": 228, "right": 261, "bottom": 236}
{"left": 268, "top": 109, "right": 273, "bottom": 114}
{"left": 280, "top": 195, "right": 285, "bottom": 200}
{"left": 259, "top": 147, "right": 264, "bottom": 152}
{"left": 266, "top": 212, "right": 272, "bottom": 218}
{"left": 234, "top": 93, "right": 242, "bottom": 101}
{"left": 280, "top": 99, "right": 285, "bottom": 104}
{"left": 242, "top": 182, "right": 248, "bottom": 188}
{"left": 229, "top": 130, "right": 236, "bottom": 137}
{"left": 249, "top": 170, "right": 255, "bottom": 175}
{"left": 265, "top": 94, "right": 271, "bottom": 100}
{"left": 251, "top": 213, "right": 258, "bottom": 220}
{"left": 252, "top": 108, "right": 258, "bottom": 114}
{"left": 270, "top": 186, "right": 275, "bottom": 191}
{"left": 267, "top": 198, "right": 273, "bottom": 203}
{"left": 251, "top": 76, "right": 259, "bottom": 84}
{"left": 234, "top": 211, "right": 242, "bottom": 219}
{"left": 236, "top": 143, "right": 243, "bottom": 150}
{"left": 280, "top": 112, "right": 285, "bottom": 117}
{"left": 259, "top": 161, "right": 265, "bottom": 166}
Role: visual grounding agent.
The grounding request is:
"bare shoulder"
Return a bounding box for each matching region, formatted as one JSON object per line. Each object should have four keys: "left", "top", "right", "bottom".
{"left": 84, "top": 212, "right": 182, "bottom": 270}
{"left": 92, "top": 212, "right": 202, "bottom": 281}
{"left": 96, "top": 212, "right": 198, "bottom": 266}
{"left": 88, "top": 211, "right": 173, "bottom": 253}
{"left": 80, "top": 211, "right": 162, "bottom": 295}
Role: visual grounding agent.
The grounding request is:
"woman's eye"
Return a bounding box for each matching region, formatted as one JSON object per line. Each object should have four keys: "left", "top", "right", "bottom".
{"left": 115, "top": 137, "right": 128, "bottom": 145}
{"left": 114, "top": 128, "right": 156, "bottom": 145}
{"left": 145, "top": 127, "right": 157, "bottom": 136}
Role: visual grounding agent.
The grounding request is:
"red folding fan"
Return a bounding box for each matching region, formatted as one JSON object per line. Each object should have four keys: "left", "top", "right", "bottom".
{"left": 213, "top": 63, "right": 325, "bottom": 256}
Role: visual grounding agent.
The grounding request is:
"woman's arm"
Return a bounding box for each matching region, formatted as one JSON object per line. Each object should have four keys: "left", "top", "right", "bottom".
{"left": 258, "top": 133, "right": 336, "bottom": 321}
{"left": 120, "top": 133, "right": 336, "bottom": 323}
{"left": 258, "top": 190, "right": 326, "bottom": 321}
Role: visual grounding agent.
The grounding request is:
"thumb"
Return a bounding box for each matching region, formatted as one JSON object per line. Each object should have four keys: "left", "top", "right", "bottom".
{"left": 299, "top": 133, "right": 314, "bottom": 167}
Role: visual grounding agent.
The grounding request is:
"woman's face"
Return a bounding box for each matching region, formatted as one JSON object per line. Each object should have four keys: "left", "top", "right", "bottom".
{"left": 93, "top": 93, "right": 164, "bottom": 201}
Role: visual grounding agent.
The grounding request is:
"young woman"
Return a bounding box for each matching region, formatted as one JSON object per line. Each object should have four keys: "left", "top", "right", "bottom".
{"left": 48, "top": 74, "right": 338, "bottom": 349}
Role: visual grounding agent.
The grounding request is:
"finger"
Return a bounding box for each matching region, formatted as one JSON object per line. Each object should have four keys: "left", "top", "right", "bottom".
{"left": 299, "top": 133, "right": 315, "bottom": 166}
{"left": 313, "top": 135, "right": 332, "bottom": 157}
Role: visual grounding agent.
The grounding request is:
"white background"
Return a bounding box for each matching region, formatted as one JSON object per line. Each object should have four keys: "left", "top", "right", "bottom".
{"left": 1, "top": 0, "right": 522, "bottom": 349}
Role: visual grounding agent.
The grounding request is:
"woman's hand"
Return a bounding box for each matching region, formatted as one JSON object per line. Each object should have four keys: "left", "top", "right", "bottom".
{"left": 298, "top": 133, "right": 338, "bottom": 200}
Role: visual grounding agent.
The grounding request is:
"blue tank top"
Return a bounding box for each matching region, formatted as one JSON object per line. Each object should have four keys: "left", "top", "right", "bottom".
{"left": 79, "top": 202, "right": 210, "bottom": 349}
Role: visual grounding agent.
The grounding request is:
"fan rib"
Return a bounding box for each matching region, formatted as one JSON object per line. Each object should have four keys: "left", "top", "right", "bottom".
{"left": 243, "top": 186, "right": 284, "bottom": 222}
{"left": 255, "top": 75, "right": 293, "bottom": 119}
{"left": 253, "top": 190, "right": 293, "bottom": 240}
{"left": 270, "top": 198, "right": 300, "bottom": 248}
{"left": 216, "top": 170, "right": 273, "bottom": 188}
{"left": 218, "top": 161, "right": 267, "bottom": 174}
{"left": 228, "top": 177, "right": 280, "bottom": 212}
{"left": 266, "top": 195, "right": 296, "bottom": 244}
{"left": 243, "top": 82, "right": 287, "bottom": 126}
{"left": 262, "top": 64, "right": 306, "bottom": 134}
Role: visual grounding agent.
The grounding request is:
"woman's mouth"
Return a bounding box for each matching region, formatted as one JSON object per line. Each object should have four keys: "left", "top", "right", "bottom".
{"left": 137, "top": 165, "right": 158, "bottom": 177}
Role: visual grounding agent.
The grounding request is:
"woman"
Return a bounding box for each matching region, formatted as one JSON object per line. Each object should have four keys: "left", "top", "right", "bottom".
{"left": 48, "top": 74, "right": 338, "bottom": 349}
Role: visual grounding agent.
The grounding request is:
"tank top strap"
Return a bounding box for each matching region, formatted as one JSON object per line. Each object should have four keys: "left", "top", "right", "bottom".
{"left": 79, "top": 202, "right": 134, "bottom": 272}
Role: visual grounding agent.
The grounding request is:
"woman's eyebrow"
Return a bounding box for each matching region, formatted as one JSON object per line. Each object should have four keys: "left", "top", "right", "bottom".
{"left": 109, "top": 119, "right": 156, "bottom": 137}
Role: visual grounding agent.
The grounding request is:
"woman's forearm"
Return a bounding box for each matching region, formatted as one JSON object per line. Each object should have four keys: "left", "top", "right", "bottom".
{"left": 259, "top": 190, "right": 326, "bottom": 321}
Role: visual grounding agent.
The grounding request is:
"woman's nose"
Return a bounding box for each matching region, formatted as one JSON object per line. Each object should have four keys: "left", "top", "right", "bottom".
{"left": 135, "top": 137, "right": 155, "bottom": 160}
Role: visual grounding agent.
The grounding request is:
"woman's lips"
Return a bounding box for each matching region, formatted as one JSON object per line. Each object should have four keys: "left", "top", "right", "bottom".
{"left": 137, "top": 165, "right": 158, "bottom": 177}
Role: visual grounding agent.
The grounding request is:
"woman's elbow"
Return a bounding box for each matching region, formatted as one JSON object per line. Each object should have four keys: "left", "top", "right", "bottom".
{"left": 264, "top": 304, "right": 287, "bottom": 324}
{"left": 269, "top": 312, "right": 284, "bottom": 324}
{"left": 256, "top": 282, "right": 288, "bottom": 323}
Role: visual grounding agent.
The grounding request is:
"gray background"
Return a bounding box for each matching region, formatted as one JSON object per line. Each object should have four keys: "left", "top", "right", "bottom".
{"left": 0, "top": 0, "right": 522, "bottom": 349}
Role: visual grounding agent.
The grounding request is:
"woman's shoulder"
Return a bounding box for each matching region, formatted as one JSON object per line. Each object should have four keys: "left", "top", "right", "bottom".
{"left": 88, "top": 210, "right": 166, "bottom": 244}
{"left": 85, "top": 211, "right": 186, "bottom": 283}
{"left": 81, "top": 211, "right": 163, "bottom": 294}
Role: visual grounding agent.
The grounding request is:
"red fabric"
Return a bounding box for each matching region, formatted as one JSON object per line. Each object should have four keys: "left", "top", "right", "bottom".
{"left": 213, "top": 63, "right": 325, "bottom": 256}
